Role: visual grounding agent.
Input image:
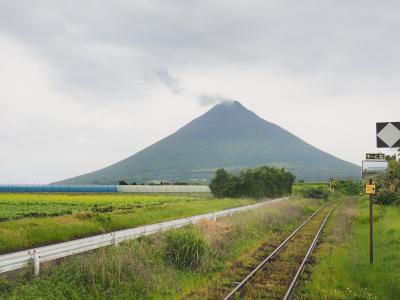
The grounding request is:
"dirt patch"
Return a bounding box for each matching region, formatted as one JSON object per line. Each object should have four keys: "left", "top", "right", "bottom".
{"left": 196, "top": 219, "right": 232, "bottom": 243}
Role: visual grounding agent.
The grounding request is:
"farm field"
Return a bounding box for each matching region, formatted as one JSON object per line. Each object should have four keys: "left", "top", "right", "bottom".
{"left": 0, "top": 193, "right": 256, "bottom": 254}
{"left": 0, "top": 193, "right": 213, "bottom": 221}
{"left": 0, "top": 197, "right": 323, "bottom": 299}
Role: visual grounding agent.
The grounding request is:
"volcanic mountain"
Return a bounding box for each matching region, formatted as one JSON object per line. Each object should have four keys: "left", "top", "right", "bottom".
{"left": 59, "top": 101, "right": 360, "bottom": 184}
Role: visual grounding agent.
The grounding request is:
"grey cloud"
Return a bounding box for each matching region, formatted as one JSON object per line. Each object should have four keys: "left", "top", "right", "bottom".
{"left": 153, "top": 68, "right": 183, "bottom": 94}
{"left": 1, "top": 0, "right": 400, "bottom": 99}
{"left": 197, "top": 93, "right": 234, "bottom": 106}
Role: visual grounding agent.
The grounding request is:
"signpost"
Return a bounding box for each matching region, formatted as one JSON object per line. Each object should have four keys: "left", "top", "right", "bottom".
{"left": 362, "top": 159, "right": 386, "bottom": 264}
{"left": 362, "top": 154, "right": 387, "bottom": 264}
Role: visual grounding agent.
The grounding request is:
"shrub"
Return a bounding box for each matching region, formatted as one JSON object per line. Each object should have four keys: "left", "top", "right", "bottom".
{"left": 336, "top": 180, "right": 363, "bottom": 195}
{"left": 72, "top": 210, "right": 95, "bottom": 220}
{"left": 164, "top": 228, "right": 209, "bottom": 271}
{"left": 302, "top": 188, "right": 329, "bottom": 199}
{"left": 376, "top": 191, "right": 399, "bottom": 206}
{"left": 91, "top": 205, "right": 113, "bottom": 212}
{"left": 387, "top": 155, "right": 400, "bottom": 192}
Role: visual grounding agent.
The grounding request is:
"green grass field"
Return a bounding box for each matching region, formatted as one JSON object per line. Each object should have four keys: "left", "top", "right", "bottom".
{"left": 295, "top": 196, "right": 400, "bottom": 299}
{"left": 0, "top": 193, "right": 257, "bottom": 253}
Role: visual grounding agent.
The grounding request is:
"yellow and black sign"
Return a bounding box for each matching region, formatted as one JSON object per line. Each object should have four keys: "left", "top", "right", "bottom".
{"left": 330, "top": 180, "right": 337, "bottom": 190}
{"left": 365, "top": 184, "right": 376, "bottom": 195}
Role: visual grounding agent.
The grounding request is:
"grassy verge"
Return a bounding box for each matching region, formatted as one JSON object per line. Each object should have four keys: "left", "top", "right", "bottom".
{"left": 0, "top": 195, "right": 256, "bottom": 254}
{"left": 295, "top": 196, "right": 400, "bottom": 299}
{"left": 0, "top": 197, "right": 322, "bottom": 299}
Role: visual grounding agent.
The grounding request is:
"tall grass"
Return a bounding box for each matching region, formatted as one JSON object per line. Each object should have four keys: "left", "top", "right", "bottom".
{"left": 165, "top": 228, "right": 209, "bottom": 271}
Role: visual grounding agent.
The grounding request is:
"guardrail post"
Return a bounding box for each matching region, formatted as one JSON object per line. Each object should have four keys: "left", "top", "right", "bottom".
{"left": 33, "top": 251, "right": 40, "bottom": 276}
{"left": 213, "top": 213, "right": 217, "bottom": 221}
{"left": 113, "top": 234, "right": 119, "bottom": 246}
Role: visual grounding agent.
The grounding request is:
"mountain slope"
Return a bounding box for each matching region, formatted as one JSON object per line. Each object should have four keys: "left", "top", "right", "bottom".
{"left": 59, "top": 101, "right": 360, "bottom": 184}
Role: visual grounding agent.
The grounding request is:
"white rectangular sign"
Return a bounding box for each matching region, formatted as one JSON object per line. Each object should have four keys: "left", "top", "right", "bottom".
{"left": 362, "top": 160, "right": 388, "bottom": 179}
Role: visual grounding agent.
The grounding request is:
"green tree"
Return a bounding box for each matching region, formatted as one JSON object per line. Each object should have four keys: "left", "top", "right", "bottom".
{"left": 386, "top": 154, "right": 400, "bottom": 192}
{"left": 209, "top": 166, "right": 295, "bottom": 199}
{"left": 209, "top": 169, "right": 239, "bottom": 198}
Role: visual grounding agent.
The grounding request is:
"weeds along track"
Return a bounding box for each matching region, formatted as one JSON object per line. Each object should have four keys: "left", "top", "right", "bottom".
{"left": 223, "top": 202, "right": 336, "bottom": 300}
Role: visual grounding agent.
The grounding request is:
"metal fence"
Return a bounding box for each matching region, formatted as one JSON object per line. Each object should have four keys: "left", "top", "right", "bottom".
{"left": 0, "top": 184, "right": 118, "bottom": 193}
{"left": 0, "top": 197, "right": 287, "bottom": 275}
{"left": 0, "top": 184, "right": 210, "bottom": 193}
{"left": 118, "top": 185, "right": 210, "bottom": 193}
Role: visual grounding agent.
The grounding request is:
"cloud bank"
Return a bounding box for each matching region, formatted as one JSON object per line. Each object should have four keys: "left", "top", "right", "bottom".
{"left": 1, "top": 0, "right": 399, "bottom": 182}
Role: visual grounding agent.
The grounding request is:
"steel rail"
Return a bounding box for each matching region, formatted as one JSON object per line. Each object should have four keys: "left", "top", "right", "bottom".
{"left": 283, "top": 205, "right": 336, "bottom": 300}
{"left": 223, "top": 201, "right": 336, "bottom": 300}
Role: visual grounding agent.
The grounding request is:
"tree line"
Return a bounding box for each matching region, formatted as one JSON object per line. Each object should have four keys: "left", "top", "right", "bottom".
{"left": 209, "top": 166, "right": 295, "bottom": 199}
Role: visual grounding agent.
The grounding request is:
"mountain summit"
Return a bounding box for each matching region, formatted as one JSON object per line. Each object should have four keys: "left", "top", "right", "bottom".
{"left": 59, "top": 101, "right": 360, "bottom": 184}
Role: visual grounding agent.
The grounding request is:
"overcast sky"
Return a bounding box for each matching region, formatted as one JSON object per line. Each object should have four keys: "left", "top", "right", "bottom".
{"left": 1, "top": 0, "right": 399, "bottom": 183}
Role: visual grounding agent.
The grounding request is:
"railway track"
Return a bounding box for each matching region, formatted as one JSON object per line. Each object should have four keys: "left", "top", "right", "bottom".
{"left": 222, "top": 201, "right": 336, "bottom": 300}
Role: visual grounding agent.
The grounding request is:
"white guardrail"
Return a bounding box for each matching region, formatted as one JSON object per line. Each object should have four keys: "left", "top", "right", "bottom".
{"left": 0, "top": 197, "right": 288, "bottom": 275}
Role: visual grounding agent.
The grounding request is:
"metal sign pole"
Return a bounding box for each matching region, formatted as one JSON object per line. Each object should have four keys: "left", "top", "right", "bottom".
{"left": 369, "top": 178, "right": 373, "bottom": 264}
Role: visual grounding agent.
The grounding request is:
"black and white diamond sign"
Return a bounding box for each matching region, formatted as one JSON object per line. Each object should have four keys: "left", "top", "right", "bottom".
{"left": 376, "top": 122, "right": 400, "bottom": 148}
